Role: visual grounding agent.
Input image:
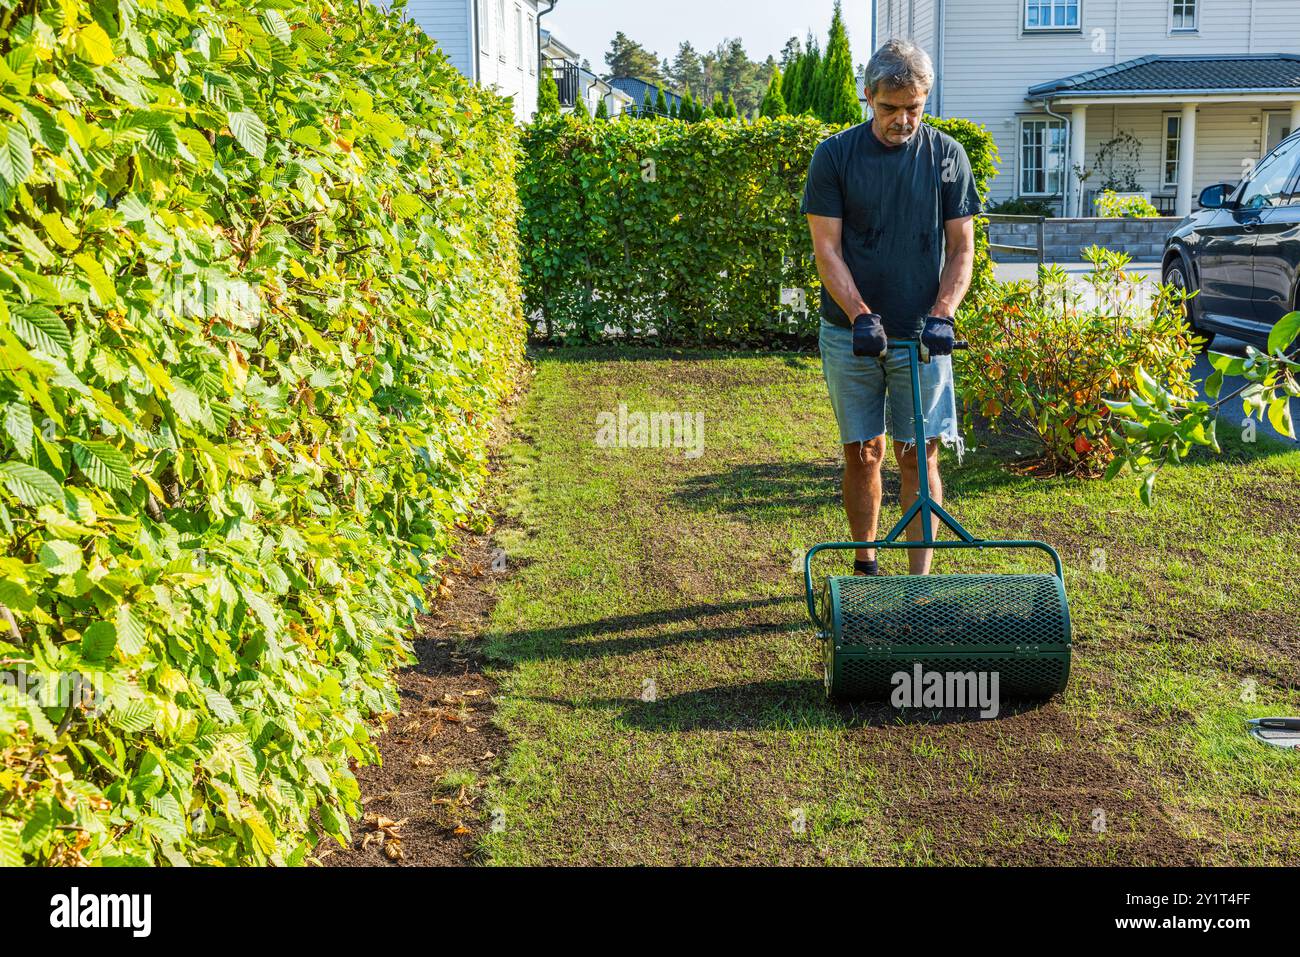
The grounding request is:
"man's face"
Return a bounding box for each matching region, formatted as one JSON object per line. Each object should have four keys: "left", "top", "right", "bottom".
{"left": 866, "top": 84, "right": 929, "bottom": 146}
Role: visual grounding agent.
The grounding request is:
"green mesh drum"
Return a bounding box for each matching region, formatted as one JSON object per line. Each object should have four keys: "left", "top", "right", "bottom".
{"left": 816, "top": 572, "right": 1071, "bottom": 698}
{"left": 803, "top": 340, "right": 1073, "bottom": 702}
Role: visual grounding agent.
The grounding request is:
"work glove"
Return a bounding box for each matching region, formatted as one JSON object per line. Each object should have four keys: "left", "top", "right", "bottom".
{"left": 921, "top": 315, "right": 956, "bottom": 358}
{"left": 852, "top": 312, "right": 888, "bottom": 358}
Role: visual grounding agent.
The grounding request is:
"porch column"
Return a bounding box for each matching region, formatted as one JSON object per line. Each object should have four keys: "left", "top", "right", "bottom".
{"left": 1069, "top": 105, "right": 1087, "bottom": 217}
{"left": 1291, "top": 101, "right": 1300, "bottom": 139}
{"left": 1175, "top": 103, "right": 1198, "bottom": 218}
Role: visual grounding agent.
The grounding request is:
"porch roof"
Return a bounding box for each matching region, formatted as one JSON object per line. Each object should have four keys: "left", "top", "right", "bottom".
{"left": 1029, "top": 54, "right": 1300, "bottom": 99}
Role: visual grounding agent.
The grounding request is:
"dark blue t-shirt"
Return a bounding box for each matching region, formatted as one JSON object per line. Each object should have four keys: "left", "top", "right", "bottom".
{"left": 800, "top": 121, "right": 982, "bottom": 338}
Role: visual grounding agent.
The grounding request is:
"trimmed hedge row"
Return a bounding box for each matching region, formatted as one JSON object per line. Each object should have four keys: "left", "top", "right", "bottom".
{"left": 519, "top": 113, "right": 998, "bottom": 346}
{"left": 0, "top": 0, "right": 524, "bottom": 864}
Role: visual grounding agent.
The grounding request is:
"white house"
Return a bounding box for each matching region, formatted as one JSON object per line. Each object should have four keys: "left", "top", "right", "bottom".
{"left": 402, "top": 0, "right": 550, "bottom": 122}
{"left": 875, "top": 0, "right": 1300, "bottom": 216}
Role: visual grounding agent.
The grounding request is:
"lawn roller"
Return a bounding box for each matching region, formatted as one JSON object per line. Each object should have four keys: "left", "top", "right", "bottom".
{"left": 804, "top": 338, "right": 1072, "bottom": 700}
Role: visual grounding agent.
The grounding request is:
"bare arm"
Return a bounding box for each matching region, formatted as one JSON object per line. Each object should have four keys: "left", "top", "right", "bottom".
{"left": 807, "top": 214, "right": 871, "bottom": 320}
{"left": 930, "top": 215, "right": 975, "bottom": 318}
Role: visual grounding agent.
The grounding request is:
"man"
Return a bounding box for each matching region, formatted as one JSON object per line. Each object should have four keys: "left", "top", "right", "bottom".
{"left": 800, "top": 38, "right": 980, "bottom": 578}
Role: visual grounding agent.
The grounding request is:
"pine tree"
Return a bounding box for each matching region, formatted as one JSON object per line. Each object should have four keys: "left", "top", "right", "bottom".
{"left": 655, "top": 87, "right": 668, "bottom": 115}
{"left": 573, "top": 95, "right": 591, "bottom": 120}
{"left": 538, "top": 73, "right": 561, "bottom": 116}
{"left": 817, "top": 1, "right": 861, "bottom": 124}
{"left": 797, "top": 37, "right": 820, "bottom": 116}
{"left": 781, "top": 54, "right": 801, "bottom": 112}
{"left": 642, "top": 89, "right": 654, "bottom": 117}
{"left": 711, "top": 91, "right": 725, "bottom": 118}
{"left": 595, "top": 97, "right": 609, "bottom": 120}
{"left": 760, "top": 68, "right": 787, "bottom": 118}
{"left": 680, "top": 85, "right": 694, "bottom": 121}
{"left": 726, "top": 94, "right": 738, "bottom": 118}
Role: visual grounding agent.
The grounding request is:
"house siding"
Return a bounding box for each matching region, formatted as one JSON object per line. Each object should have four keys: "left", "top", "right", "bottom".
{"left": 875, "top": 0, "right": 1300, "bottom": 205}
{"left": 401, "top": 0, "right": 541, "bottom": 122}
{"left": 404, "top": 0, "right": 473, "bottom": 76}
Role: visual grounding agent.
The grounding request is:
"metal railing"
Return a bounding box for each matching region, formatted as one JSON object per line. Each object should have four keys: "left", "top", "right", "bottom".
{"left": 545, "top": 57, "right": 579, "bottom": 108}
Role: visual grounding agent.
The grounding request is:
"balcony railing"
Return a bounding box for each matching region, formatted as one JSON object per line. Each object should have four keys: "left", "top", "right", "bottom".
{"left": 545, "top": 58, "right": 579, "bottom": 108}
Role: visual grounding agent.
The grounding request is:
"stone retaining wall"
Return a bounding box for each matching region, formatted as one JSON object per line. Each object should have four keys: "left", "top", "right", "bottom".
{"left": 988, "top": 217, "right": 1181, "bottom": 263}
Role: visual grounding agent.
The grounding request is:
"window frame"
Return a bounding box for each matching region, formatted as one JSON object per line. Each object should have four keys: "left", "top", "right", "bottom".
{"left": 497, "top": 0, "right": 507, "bottom": 63}
{"left": 527, "top": 13, "right": 536, "bottom": 74}
{"left": 1023, "top": 0, "right": 1082, "bottom": 32}
{"left": 1162, "top": 112, "right": 1182, "bottom": 190}
{"left": 1169, "top": 0, "right": 1198, "bottom": 33}
{"left": 477, "top": 0, "right": 490, "bottom": 54}
{"left": 514, "top": 4, "right": 524, "bottom": 71}
{"left": 1018, "top": 116, "right": 1067, "bottom": 197}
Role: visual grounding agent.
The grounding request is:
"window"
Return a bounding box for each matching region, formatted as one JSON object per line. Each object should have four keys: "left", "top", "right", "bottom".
{"left": 477, "top": 0, "right": 489, "bottom": 54}
{"left": 1162, "top": 114, "right": 1181, "bottom": 189}
{"left": 1238, "top": 135, "right": 1300, "bottom": 210}
{"left": 497, "top": 0, "right": 506, "bottom": 62}
{"left": 1020, "top": 117, "right": 1066, "bottom": 195}
{"left": 527, "top": 14, "right": 536, "bottom": 74}
{"left": 514, "top": 4, "right": 523, "bottom": 70}
{"left": 1025, "top": 0, "right": 1080, "bottom": 29}
{"left": 1171, "top": 0, "right": 1197, "bottom": 31}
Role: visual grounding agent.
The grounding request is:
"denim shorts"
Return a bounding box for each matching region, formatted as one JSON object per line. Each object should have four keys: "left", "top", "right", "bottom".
{"left": 818, "top": 319, "right": 964, "bottom": 460}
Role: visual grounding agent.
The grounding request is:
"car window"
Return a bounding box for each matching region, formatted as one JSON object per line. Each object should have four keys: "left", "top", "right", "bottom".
{"left": 1238, "top": 136, "right": 1300, "bottom": 209}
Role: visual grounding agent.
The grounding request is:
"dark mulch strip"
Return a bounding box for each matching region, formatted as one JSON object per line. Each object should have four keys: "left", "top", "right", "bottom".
{"left": 315, "top": 529, "right": 508, "bottom": 867}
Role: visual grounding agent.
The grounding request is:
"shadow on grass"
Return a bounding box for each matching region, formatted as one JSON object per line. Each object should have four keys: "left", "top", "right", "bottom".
{"left": 484, "top": 595, "right": 805, "bottom": 664}
{"left": 518, "top": 682, "right": 1052, "bottom": 731}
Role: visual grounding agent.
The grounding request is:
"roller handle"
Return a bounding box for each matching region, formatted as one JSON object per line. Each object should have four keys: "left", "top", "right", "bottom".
{"left": 885, "top": 338, "right": 970, "bottom": 363}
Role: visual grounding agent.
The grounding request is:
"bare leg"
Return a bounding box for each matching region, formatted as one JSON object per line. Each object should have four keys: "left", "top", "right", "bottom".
{"left": 842, "top": 435, "right": 887, "bottom": 563}
{"left": 894, "top": 438, "right": 943, "bottom": 575}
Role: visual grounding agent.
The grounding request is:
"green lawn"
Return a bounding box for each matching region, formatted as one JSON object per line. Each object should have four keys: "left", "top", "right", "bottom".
{"left": 478, "top": 348, "right": 1300, "bottom": 865}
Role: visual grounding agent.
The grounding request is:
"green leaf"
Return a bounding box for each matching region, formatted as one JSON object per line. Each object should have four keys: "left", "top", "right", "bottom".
{"left": 1139, "top": 471, "right": 1156, "bottom": 506}
{"left": 8, "top": 304, "right": 70, "bottom": 356}
{"left": 81, "top": 621, "right": 117, "bottom": 660}
{"left": 3, "top": 401, "right": 33, "bottom": 457}
{"left": 115, "top": 604, "right": 147, "bottom": 657}
{"left": 0, "top": 818, "right": 21, "bottom": 867}
{"left": 228, "top": 110, "right": 266, "bottom": 160}
{"left": 0, "top": 461, "right": 62, "bottom": 506}
{"left": 1267, "top": 396, "right": 1295, "bottom": 438}
{"left": 0, "top": 122, "right": 32, "bottom": 190}
{"left": 74, "top": 253, "right": 118, "bottom": 306}
{"left": 75, "top": 22, "right": 115, "bottom": 65}
{"left": 202, "top": 71, "right": 244, "bottom": 111}
{"left": 1267, "top": 310, "right": 1300, "bottom": 357}
{"left": 39, "top": 539, "right": 83, "bottom": 575}
{"left": 203, "top": 687, "right": 237, "bottom": 724}
{"left": 71, "top": 440, "right": 133, "bottom": 490}
{"left": 110, "top": 700, "right": 155, "bottom": 733}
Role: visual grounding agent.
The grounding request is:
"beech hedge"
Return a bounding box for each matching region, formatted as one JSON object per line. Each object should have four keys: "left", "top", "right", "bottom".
{"left": 519, "top": 113, "right": 997, "bottom": 346}
{"left": 0, "top": 0, "right": 524, "bottom": 864}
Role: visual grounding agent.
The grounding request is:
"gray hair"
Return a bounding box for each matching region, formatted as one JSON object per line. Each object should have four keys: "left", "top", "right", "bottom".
{"left": 865, "top": 38, "right": 934, "bottom": 95}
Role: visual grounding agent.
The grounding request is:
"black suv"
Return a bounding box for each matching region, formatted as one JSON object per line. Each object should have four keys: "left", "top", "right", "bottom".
{"left": 1163, "top": 130, "right": 1300, "bottom": 348}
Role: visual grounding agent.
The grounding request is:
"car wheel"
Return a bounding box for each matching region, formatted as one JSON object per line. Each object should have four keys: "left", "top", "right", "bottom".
{"left": 1164, "top": 255, "right": 1214, "bottom": 348}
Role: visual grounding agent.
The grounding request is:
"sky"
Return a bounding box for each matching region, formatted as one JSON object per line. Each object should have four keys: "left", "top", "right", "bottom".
{"left": 544, "top": 0, "right": 875, "bottom": 72}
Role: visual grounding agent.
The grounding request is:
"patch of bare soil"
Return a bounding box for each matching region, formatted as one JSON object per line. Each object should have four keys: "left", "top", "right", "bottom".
{"left": 314, "top": 368, "right": 530, "bottom": 868}
{"left": 314, "top": 531, "right": 508, "bottom": 867}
